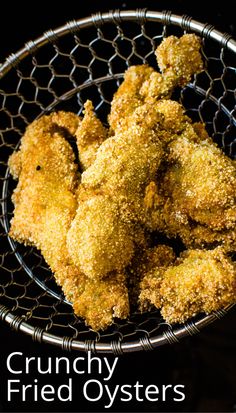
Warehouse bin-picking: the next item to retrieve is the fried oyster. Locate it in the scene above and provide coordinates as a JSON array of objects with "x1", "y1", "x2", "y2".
[{"x1": 8, "y1": 112, "x2": 129, "y2": 331}]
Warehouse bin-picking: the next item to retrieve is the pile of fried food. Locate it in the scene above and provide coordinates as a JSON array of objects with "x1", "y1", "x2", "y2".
[{"x1": 8, "y1": 34, "x2": 236, "y2": 331}]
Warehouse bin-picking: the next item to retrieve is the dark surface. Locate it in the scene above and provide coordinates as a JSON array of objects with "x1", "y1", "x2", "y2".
[{"x1": 0, "y1": 1, "x2": 236, "y2": 412}]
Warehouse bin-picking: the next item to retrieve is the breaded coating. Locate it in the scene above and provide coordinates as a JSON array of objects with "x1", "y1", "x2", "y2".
[
  {"x1": 50, "y1": 111, "x2": 81, "y2": 135},
  {"x1": 109, "y1": 34, "x2": 203, "y2": 132},
  {"x1": 139, "y1": 270, "x2": 164, "y2": 313},
  {"x1": 8, "y1": 112, "x2": 129, "y2": 331},
  {"x1": 162, "y1": 133, "x2": 236, "y2": 248},
  {"x1": 140, "y1": 248, "x2": 236, "y2": 324},
  {"x1": 8, "y1": 112, "x2": 80, "y2": 254},
  {"x1": 72, "y1": 272, "x2": 129, "y2": 331},
  {"x1": 129, "y1": 244, "x2": 176, "y2": 307},
  {"x1": 67, "y1": 103, "x2": 164, "y2": 279},
  {"x1": 139, "y1": 99, "x2": 236, "y2": 249},
  {"x1": 68, "y1": 195, "x2": 135, "y2": 278},
  {"x1": 9, "y1": 33, "x2": 235, "y2": 331},
  {"x1": 63, "y1": 269, "x2": 129, "y2": 331},
  {"x1": 68, "y1": 34, "x2": 203, "y2": 281},
  {"x1": 132, "y1": 244, "x2": 176, "y2": 279},
  {"x1": 155, "y1": 34, "x2": 204, "y2": 87},
  {"x1": 152, "y1": 99, "x2": 192, "y2": 134},
  {"x1": 108, "y1": 65, "x2": 155, "y2": 131},
  {"x1": 57, "y1": 266, "x2": 129, "y2": 331},
  {"x1": 76, "y1": 100, "x2": 108, "y2": 170}
]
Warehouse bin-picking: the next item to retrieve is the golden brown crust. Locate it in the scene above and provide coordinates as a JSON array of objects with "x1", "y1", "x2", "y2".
[
  {"x1": 73, "y1": 272, "x2": 129, "y2": 331},
  {"x1": 138, "y1": 98, "x2": 236, "y2": 250},
  {"x1": 8, "y1": 111, "x2": 129, "y2": 331},
  {"x1": 8, "y1": 112, "x2": 80, "y2": 253},
  {"x1": 129, "y1": 244, "x2": 176, "y2": 307},
  {"x1": 161, "y1": 133, "x2": 236, "y2": 248},
  {"x1": 67, "y1": 103, "x2": 164, "y2": 279},
  {"x1": 108, "y1": 65, "x2": 155, "y2": 131},
  {"x1": 155, "y1": 34, "x2": 204, "y2": 86},
  {"x1": 9, "y1": 34, "x2": 236, "y2": 331},
  {"x1": 68, "y1": 195, "x2": 135, "y2": 278},
  {"x1": 161, "y1": 248, "x2": 236, "y2": 323},
  {"x1": 109, "y1": 34, "x2": 203, "y2": 133},
  {"x1": 138, "y1": 245, "x2": 176, "y2": 311}
]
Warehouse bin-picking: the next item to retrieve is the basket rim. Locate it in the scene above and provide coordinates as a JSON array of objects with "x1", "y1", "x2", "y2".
[
  {"x1": 0, "y1": 9, "x2": 236, "y2": 77},
  {"x1": 0, "y1": 9, "x2": 236, "y2": 353}
]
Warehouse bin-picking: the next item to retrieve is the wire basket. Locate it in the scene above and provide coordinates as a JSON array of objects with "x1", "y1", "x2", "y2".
[{"x1": 0, "y1": 9, "x2": 236, "y2": 353}]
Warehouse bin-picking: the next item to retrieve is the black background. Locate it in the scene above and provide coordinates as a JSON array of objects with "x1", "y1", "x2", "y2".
[{"x1": 0, "y1": 1, "x2": 236, "y2": 412}]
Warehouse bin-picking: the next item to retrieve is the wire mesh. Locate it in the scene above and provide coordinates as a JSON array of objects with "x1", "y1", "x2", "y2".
[{"x1": 0, "y1": 9, "x2": 236, "y2": 352}]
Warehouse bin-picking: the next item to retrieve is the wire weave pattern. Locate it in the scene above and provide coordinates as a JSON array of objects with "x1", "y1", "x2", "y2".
[{"x1": 0, "y1": 10, "x2": 236, "y2": 352}]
